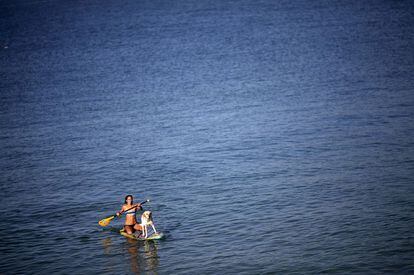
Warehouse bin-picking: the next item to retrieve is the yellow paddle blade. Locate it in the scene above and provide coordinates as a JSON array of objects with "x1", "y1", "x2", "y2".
[{"x1": 98, "y1": 216, "x2": 115, "y2": 227}]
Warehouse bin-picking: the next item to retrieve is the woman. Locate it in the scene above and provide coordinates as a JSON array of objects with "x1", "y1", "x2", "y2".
[{"x1": 116, "y1": 195, "x2": 143, "y2": 235}]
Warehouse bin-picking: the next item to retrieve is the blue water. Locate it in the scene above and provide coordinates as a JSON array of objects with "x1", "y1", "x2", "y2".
[{"x1": 1, "y1": 0, "x2": 414, "y2": 274}]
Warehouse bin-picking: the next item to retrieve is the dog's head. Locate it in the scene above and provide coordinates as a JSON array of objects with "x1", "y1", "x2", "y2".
[{"x1": 142, "y1": 210, "x2": 153, "y2": 221}]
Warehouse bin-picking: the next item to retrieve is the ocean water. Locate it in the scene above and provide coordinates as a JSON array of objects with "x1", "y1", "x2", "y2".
[{"x1": 1, "y1": 0, "x2": 413, "y2": 274}]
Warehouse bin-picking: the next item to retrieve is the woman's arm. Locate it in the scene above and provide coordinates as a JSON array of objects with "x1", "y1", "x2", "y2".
[{"x1": 116, "y1": 205, "x2": 126, "y2": 216}]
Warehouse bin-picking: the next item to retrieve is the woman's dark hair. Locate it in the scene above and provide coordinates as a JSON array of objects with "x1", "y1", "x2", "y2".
[{"x1": 124, "y1": 195, "x2": 133, "y2": 204}]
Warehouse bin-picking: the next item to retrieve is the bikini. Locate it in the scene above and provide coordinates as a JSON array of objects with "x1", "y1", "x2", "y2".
[
  {"x1": 124, "y1": 208, "x2": 137, "y2": 227},
  {"x1": 125, "y1": 209, "x2": 136, "y2": 216}
]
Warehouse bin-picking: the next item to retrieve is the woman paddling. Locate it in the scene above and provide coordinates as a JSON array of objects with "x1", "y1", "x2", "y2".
[{"x1": 116, "y1": 195, "x2": 143, "y2": 236}]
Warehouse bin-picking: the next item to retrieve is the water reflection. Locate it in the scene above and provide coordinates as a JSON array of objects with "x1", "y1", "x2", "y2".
[
  {"x1": 124, "y1": 238, "x2": 160, "y2": 275},
  {"x1": 102, "y1": 237, "x2": 113, "y2": 254},
  {"x1": 142, "y1": 241, "x2": 160, "y2": 274},
  {"x1": 101, "y1": 237, "x2": 115, "y2": 274},
  {"x1": 101, "y1": 235, "x2": 159, "y2": 274}
]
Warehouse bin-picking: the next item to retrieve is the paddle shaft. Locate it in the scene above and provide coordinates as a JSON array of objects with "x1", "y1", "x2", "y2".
[
  {"x1": 98, "y1": 199, "x2": 150, "y2": 226},
  {"x1": 118, "y1": 200, "x2": 148, "y2": 216}
]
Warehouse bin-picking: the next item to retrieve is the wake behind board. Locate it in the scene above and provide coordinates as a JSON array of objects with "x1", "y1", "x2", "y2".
[{"x1": 120, "y1": 229, "x2": 165, "y2": 241}]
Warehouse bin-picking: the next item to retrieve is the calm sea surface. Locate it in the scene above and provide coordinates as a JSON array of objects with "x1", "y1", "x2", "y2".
[{"x1": 1, "y1": 0, "x2": 413, "y2": 274}]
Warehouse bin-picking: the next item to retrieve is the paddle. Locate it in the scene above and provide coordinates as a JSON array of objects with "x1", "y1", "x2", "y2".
[{"x1": 98, "y1": 199, "x2": 149, "y2": 227}]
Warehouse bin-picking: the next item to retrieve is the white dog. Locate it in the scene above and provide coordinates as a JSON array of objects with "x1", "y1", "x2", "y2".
[{"x1": 140, "y1": 211, "x2": 157, "y2": 238}]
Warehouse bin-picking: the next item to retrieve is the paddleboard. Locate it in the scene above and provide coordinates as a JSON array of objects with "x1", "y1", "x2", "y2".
[{"x1": 120, "y1": 229, "x2": 165, "y2": 241}]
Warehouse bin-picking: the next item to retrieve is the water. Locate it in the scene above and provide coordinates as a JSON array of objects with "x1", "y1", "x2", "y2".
[{"x1": 1, "y1": 0, "x2": 413, "y2": 274}]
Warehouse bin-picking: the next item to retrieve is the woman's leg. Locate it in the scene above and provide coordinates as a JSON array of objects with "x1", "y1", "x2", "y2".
[
  {"x1": 133, "y1": 224, "x2": 143, "y2": 232},
  {"x1": 124, "y1": 225, "x2": 135, "y2": 234},
  {"x1": 132, "y1": 224, "x2": 143, "y2": 237}
]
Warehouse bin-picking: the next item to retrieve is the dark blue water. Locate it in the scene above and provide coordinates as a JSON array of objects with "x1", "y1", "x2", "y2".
[{"x1": 1, "y1": 0, "x2": 414, "y2": 274}]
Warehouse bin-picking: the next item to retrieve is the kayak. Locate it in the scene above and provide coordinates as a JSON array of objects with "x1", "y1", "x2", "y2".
[{"x1": 120, "y1": 229, "x2": 165, "y2": 241}]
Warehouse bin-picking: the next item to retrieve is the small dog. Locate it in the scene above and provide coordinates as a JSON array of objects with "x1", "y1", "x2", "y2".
[{"x1": 140, "y1": 211, "x2": 157, "y2": 238}]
